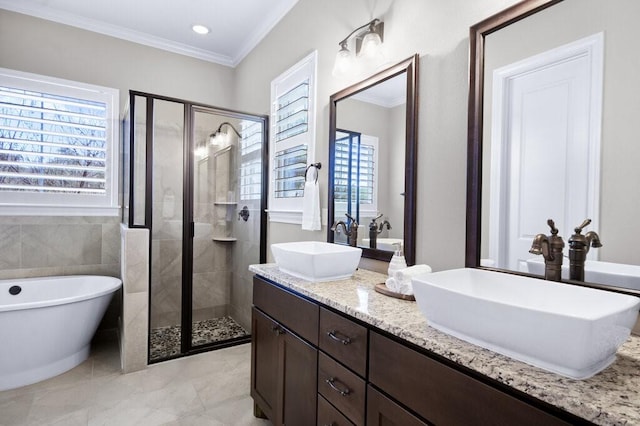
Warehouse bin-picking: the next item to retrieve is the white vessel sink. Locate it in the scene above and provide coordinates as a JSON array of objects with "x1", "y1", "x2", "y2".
[
  {"x1": 526, "y1": 258, "x2": 640, "y2": 290},
  {"x1": 412, "y1": 268, "x2": 640, "y2": 379},
  {"x1": 361, "y1": 238, "x2": 403, "y2": 252},
  {"x1": 270, "y1": 241, "x2": 362, "y2": 282}
]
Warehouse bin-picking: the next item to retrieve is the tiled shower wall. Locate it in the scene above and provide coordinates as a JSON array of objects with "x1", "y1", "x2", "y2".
[
  {"x1": 0, "y1": 216, "x2": 121, "y2": 328},
  {"x1": 229, "y1": 201, "x2": 261, "y2": 331}
]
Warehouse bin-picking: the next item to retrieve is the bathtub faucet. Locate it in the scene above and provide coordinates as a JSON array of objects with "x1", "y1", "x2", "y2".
[
  {"x1": 529, "y1": 219, "x2": 564, "y2": 281},
  {"x1": 568, "y1": 219, "x2": 602, "y2": 282}
]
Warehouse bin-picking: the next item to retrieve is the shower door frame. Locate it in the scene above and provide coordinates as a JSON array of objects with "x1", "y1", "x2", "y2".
[{"x1": 125, "y1": 90, "x2": 269, "y2": 363}]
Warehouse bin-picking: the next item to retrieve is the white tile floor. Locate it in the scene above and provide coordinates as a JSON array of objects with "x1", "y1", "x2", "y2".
[{"x1": 0, "y1": 336, "x2": 272, "y2": 426}]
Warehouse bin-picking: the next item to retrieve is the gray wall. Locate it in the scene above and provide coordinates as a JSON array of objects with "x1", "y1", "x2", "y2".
[{"x1": 233, "y1": 0, "x2": 520, "y2": 270}]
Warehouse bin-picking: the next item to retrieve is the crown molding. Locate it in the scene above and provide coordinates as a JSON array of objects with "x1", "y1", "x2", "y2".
[{"x1": 0, "y1": 0, "x2": 301, "y2": 67}]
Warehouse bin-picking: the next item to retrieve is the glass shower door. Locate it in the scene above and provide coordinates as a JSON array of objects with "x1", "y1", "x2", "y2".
[
  {"x1": 189, "y1": 108, "x2": 265, "y2": 349},
  {"x1": 128, "y1": 91, "x2": 267, "y2": 362}
]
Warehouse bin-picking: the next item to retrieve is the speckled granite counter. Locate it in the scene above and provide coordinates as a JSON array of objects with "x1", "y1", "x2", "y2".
[{"x1": 249, "y1": 264, "x2": 640, "y2": 426}]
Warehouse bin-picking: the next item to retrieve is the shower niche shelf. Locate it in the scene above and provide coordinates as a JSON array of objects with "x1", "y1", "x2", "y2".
[
  {"x1": 213, "y1": 237, "x2": 237, "y2": 242},
  {"x1": 214, "y1": 201, "x2": 237, "y2": 205}
]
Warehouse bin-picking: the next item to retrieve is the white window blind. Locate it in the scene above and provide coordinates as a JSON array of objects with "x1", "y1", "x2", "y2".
[
  {"x1": 274, "y1": 80, "x2": 309, "y2": 143},
  {"x1": 268, "y1": 51, "x2": 317, "y2": 223},
  {"x1": 240, "y1": 120, "x2": 263, "y2": 201},
  {"x1": 274, "y1": 144, "x2": 307, "y2": 198},
  {"x1": 0, "y1": 68, "x2": 119, "y2": 215}
]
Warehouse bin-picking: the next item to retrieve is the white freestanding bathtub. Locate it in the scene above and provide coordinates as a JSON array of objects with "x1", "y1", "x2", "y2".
[{"x1": 0, "y1": 275, "x2": 121, "y2": 391}]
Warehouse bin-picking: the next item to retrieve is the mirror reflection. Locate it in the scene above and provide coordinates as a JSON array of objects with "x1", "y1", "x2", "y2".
[
  {"x1": 328, "y1": 56, "x2": 418, "y2": 265},
  {"x1": 333, "y1": 74, "x2": 406, "y2": 252},
  {"x1": 472, "y1": 0, "x2": 640, "y2": 292}
]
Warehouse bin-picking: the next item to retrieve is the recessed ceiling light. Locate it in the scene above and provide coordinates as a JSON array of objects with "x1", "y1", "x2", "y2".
[{"x1": 192, "y1": 24, "x2": 210, "y2": 35}]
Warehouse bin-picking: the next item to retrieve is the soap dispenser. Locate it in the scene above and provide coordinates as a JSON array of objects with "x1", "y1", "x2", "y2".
[{"x1": 387, "y1": 243, "x2": 407, "y2": 278}]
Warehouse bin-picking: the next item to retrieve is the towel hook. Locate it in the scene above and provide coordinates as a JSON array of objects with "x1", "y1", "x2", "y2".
[{"x1": 304, "y1": 162, "x2": 322, "y2": 183}]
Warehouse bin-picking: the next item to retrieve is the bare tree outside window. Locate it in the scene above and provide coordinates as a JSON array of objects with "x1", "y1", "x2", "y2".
[{"x1": 0, "y1": 86, "x2": 107, "y2": 195}]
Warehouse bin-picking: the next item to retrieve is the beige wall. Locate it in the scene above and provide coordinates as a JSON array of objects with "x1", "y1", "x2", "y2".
[
  {"x1": 0, "y1": 0, "x2": 529, "y2": 279},
  {"x1": 233, "y1": 0, "x2": 520, "y2": 270},
  {"x1": 0, "y1": 9, "x2": 235, "y2": 282}
]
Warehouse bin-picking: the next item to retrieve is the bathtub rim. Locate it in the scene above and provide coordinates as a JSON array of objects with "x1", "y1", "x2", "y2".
[{"x1": 0, "y1": 275, "x2": 122, "y2": 313}]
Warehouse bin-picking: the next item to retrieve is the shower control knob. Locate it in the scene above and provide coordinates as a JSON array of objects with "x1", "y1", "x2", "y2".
[{"x1": 238, "y1": 206, "x2": 250, "y2": 221}]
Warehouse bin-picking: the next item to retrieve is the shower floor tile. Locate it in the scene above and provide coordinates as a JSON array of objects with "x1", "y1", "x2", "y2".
[{"x1": 150, "y1": 316, "x2": 249, "y2": 361}]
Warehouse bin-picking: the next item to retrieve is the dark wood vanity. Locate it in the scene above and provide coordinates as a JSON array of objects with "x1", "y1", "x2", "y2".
[{"x1": 250, "y1": 274, "x2": 592, "y2": 426}]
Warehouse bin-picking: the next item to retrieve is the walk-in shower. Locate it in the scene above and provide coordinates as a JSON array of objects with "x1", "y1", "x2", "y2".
[{"x1": 122, "y1": 92, "x2": 267, "y2": 362}]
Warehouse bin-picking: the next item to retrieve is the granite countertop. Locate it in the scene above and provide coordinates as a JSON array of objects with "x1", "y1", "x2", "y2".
[{"x1": 249, "y1": 264, "x2": 640, "y2": 426}]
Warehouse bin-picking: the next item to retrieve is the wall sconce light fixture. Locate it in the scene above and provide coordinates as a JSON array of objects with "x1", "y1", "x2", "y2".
[
  {"x1": 209, "y1": 121, "x2": 241, "y2": 146},
  {"x1": 195, "y1": 142, "x2": 208, "y2": 158},
  {"x1": 332, "y1": 18, "x2": 384, "y2": 77}
]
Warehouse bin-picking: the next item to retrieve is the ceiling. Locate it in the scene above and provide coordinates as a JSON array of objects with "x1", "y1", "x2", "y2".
[
  {"x1": 0, "y1": 0, "x2": 299, "y2": 67},
  {"x1": 351, "y1": 73, "x2": 407, "y2": 108}
]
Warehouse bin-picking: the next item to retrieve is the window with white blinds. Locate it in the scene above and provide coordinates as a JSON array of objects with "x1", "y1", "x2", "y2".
[
  {"x1": 268, "y1": 51, "x2": 317, "y2": 223},
  {"x1": 0, "y1": 68, "x2": 119, "y2": 215}
]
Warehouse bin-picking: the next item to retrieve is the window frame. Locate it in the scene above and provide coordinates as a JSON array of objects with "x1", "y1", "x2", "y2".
[{"x1": 0, "y1": 67, "x2": 120, "y2": 216}]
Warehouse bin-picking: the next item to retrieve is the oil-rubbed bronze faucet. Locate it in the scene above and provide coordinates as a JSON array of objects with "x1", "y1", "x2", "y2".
[
  {"x1": 331, "y1": 213, "x2": 359, "y2": 247},
  {"x1": 368, "y1": 214, "x2": 391, "y2": 249},
  {"x1": 529, "y1": 219, "x2": 565, "y2": 281},
  {"x1": 568, "y1": 219, "x2": 602, "y2": 281}
]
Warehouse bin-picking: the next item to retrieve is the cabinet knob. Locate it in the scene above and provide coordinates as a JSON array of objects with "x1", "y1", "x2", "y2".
[
  {"x1": 327, "y1": 330, "x2": 351, "y2": 345},
  {"x1": 271, "y1": 325, "x2": 285, "y2": 335},
  {"x1": 325, "y1": 377, "x2": 350, "y2": 396}
]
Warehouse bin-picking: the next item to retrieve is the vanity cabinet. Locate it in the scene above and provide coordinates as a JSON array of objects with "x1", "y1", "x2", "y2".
[
  {"x1": 251, "y1": 277, "x2": 319, "y2": 426},
  {"x1": 369, "y1": 332, "x2": 571, "y2": 426},
  {"x1": 367, "y1": 386, "x2": 428, "y2": 426},
  {"x1": 251, "y1": 275, "x2": 585, "y2": 426}
]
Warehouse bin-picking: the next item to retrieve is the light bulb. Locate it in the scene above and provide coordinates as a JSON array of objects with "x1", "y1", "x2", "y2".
[
  {"x1": 195, "y1": 146, "x2": 207, "y2": 158},
  {"x1": 332, "y1": 44, "x2": 353, "y2": 77},
  {"x1": 359, "y1": 31, "x2": 382, "y2": 59}
]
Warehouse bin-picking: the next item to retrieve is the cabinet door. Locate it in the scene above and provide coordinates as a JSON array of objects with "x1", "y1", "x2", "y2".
[
  {"x1": 251, "y1": 308, "x2": 280, "y2": 423},
  {"x1": 369, "y1": 332, "x2": 571, "y2": 426},
  {"x1": 367, "y1": 386, "x2": 428, "y2": 426},
  {"x1": 282, "y1": 328, "x2": 318, "y2": 426}
]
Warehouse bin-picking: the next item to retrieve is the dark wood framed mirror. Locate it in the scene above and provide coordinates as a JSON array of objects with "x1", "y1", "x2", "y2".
[
  {"x1": 328, "y1": 54, "x2": 418, "y2": 265},
  {"x1": 466, "y1": 0, "x2": 640, "y2": 296}
]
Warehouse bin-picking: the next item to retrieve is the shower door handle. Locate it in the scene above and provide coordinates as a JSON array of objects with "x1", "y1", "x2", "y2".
[{"x1": 189, "y1": 222, "x2": 195, "y2": 238}]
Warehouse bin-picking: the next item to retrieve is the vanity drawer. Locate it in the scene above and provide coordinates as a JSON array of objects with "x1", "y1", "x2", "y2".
[
  {"x1": 367, "y1": 385, "x2": 429, "y2": 426},
  {"x1": 319, "y1": 307, "x2": 368, "y2": 377},
  {"x1": 253, "y1": 276, "x2": 319, "y2": 345},
  {"x1": 317, "y1": 394, "x2": 355, "y2": 426},
  {"x1": 369, "y1": 332, "x2": 571, "y2": 426},
  {"x1": 318, "y1": 352, "x2": 366, "y2": 426}
]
